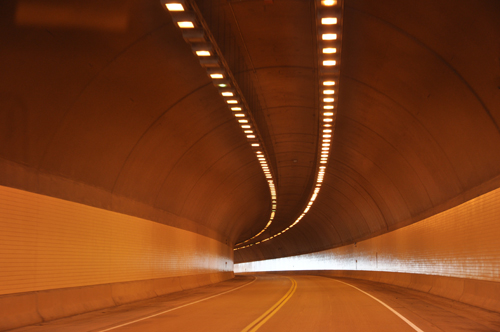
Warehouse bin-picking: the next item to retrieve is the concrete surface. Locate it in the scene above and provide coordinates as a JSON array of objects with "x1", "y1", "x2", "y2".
[{"x1": 6, "y1": 274, "x2": 500, "y2": 332}]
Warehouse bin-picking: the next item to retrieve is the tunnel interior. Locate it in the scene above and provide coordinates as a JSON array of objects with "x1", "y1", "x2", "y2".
[{"x1": 1, "y1": 0, "x2": 500, "y2": 330}]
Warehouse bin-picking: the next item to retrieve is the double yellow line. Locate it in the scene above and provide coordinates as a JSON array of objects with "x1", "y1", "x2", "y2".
[{"x1": 241, "y1": 277, "x2": 297, "y2": 332}]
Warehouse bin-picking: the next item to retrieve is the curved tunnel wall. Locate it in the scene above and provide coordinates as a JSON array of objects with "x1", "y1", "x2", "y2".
[
  {"x1": 0, "y1": 184, "x2": 233, "y2": 331},
  {"x1": 1, "y1": 0, "x2": 500, "y2": 328},
  {"x1": 235, "y1": 185, "x2": 500, "y2": 311},
  {"x1": 233, "y1": 0, "x2": 500, "y2": 262}
]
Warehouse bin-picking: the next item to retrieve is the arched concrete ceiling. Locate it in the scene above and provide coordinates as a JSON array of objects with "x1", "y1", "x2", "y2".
[{"x1": 1, "y1": 0, "x2": 499, "y2": 262}]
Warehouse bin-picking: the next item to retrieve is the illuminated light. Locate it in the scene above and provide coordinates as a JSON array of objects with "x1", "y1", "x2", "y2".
[
  {"x1": 166, "y1": 3, "x2": 184, "y2": 11},
  {"x1": 323, "y1": 105, "x2": 334, "y2": 109},
  {"x1": 227, "y1": 100, "x2": 238, "y2": 104},
  {"x1": 323, "y1": 97, "x2": 334, "y2": 102},
  {"x1": 324, "y1": 134, "x2": 331, "y2": 138},
  {"x1": 196, "y1": 50, "x2": 211, "y2": 56},
  {"x1": 234, "y1": 113, "x2": 245, "y2": 117},
  {"x1": 322, "y1": 143, "x2": 330, "y2": 147},
  {"x1": 322, "y1": 47, "x2": 337, "y2": 54},
  {"x1": 218, "y1": 84, "x2": 227, "y2": 87},
  {"x1": 221, "y1": 92, "x2": 234, "y2": 97},
  {"x1": 311, "y1": 193, "x2": 318, "y2": 201},
  {"x1": 321, "y1": 154, "x2": 328, "y2": 158},
  {"x1": 304, "y1": 207, "x2": 310, "y2": 213},
  {"x1": 251, "y1": 143, "x2": 259, "y2": 147},
  {"x1": 323, "y1": 89, "x2": 335, "y2": 95},
  {"x1": 324, "y1": 123, "x2": 332, "y2": 127},
  {"x1": 322, "y1": 33, "x2": 337, "y2": 40},
  {"x1": 177, "y1": 21, "x2": 194, "y2": 28},
  {"x1": 231, "y1": 107, "x2": 241, "y2": 111},
  {"x1": 323, "y1": 81, "x2": 335, "y2": 86},
  {"x1": 321, "y1": 17, "x2": 338, "y2": 25},
  {"x1": 324, "y1": 118, "x2": 333, "y2": 122},
  {"x1": 323, "y1": 60, "x2": 337, "y2": 66},
  {"x1": 320, "y1": 166, "x2": 326, "y2": 169},
  {"x1": 245, "y1": 130, "x2": 254, "y2": 134},
  {"x1": 258, "y1": 157, "x2": 265, "y2": 160},
  {"x1": 324, "y1": 129, "x2": 332, "y2": 133},
  {"x1": 210, "y1": 73, "x2": 224, "y2": 79},
  {"x1": 323, "y1": 139, "x2": 331, "y2": 142},
  {"x1": 324, "y1": 112, "x2": 334, "y2": 116},
  {"x1": 322, "y1": 0, "x2": 337, "y2": 5},
  {"x1": 247, "y1": 135, "x2": 256, "y2": 138},
  {"x1": 241, "y1": 125, "x2": 251, "y2": 128},
  {"x1": 322, "y1": 147, "x2": 329, "y2": 151},
  {"x1": 320, "y1": 161, "x2": 327, "y2": 164},
  {"x1": 238, "y1": 119, "x2": 248, "y2": 123}
]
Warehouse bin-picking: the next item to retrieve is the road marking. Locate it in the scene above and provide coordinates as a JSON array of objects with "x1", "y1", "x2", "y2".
[
  {"x1": 241, "y1": 277, "x2": 297, "y2": 332},
  {"x1": 95, "y1": 277, "x2": 257, "y2": 332},
  {"x1": 333, "y1": 279, "x2": 424, "y2": 332}
]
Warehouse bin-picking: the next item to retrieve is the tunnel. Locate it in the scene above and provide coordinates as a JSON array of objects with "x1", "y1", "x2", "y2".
[{"x1": 1, "y1": 0, "x2": 500, "y2": 331}]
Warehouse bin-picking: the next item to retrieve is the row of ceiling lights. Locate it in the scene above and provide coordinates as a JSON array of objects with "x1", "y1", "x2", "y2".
[
  {"x1": 234, "y1": 0, "x2": 341, "y2": 250},
  {"x1": 161, "y1": 0, "x2": 278, "y2": 240}
]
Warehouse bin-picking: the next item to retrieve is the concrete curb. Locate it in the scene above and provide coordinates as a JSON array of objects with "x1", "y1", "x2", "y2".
[{"x1": 0, "y1": 271, "x2": 234, "y2": 331}]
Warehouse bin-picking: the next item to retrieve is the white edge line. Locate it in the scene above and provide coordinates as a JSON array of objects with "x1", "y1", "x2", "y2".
[
  {"x1": 95, "y1": 277, "x2": 257, "y2": 332},
  {"x1": 333, "y1": 279, "x2": 424, "y2": 332}
]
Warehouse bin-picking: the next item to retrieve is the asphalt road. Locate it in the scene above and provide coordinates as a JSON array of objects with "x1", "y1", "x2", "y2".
[{"x1": 10, "y1": 274, "x2": 500, "y2": 332}]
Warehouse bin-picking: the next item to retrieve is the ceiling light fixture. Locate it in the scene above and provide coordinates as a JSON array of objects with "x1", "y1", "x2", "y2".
[
  {"x1": 321, "y1": 17, "x2": 338, "y2": 25},
  {"x1": 322, "y1": 33, "x2": 337, "y2": 40},
  {"x1": 177, "y1": 21, "x2": 194, "y2": 28},
  {"x1": 196, "y1": 50, "x2": 211, "y2": 56},
  {"x1": 165, "y1": 3, "x2": 184, "y2": 11},
  {"x1": 322, "y1": 47, "x2": 337, "y2": 54},
  {"x1": 323, "y1": 60, "x2": 337, "y2": 66}
]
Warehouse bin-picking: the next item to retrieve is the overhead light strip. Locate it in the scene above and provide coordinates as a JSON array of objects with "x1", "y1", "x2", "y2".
[
  {"x1": 234, "y1": 0, "x2": 342, "y2": 251},
  {"x1": 161, "y1": 0, "x2": 278, "y2": 245}
]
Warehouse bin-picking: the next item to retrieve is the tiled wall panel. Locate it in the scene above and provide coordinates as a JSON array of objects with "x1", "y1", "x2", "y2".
[
  {"x1": 0, "y1": 185, "x2": 233, "y2": 295},
  {"x1": 236, "y1": 187, "x2": 500, "y2": 282}
]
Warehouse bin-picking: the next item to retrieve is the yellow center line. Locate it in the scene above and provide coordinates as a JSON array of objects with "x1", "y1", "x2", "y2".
[{"x1": 241, "y1": 277, "x2": 297, "y2": 332}]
